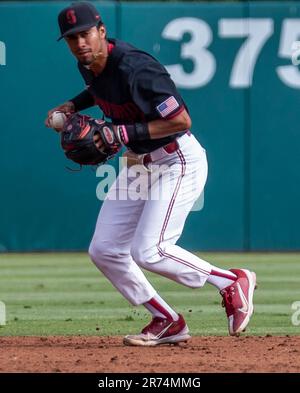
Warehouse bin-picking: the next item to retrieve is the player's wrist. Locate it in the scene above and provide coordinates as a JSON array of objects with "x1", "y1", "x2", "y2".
[
  {"x1": 64, "y1": 101, "x2": 75, "y2": 113},
  {"x1": 114, "y1": 123, "x2": 150, "y2": 145}
]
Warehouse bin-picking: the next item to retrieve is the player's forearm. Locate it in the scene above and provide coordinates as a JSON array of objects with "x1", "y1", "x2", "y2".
[
  {"x1": 148, "y1": 109, "x2": 191, "y2": 139},
  {"x1": 69, "y1": 90, "x2": 95, "y2": 112},
  {"x1": 115, "y1": 109, "x2": 191, "y2": 144}
]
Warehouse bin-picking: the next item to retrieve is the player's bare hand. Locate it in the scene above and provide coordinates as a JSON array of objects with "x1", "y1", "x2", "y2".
[
  {"x1": 94, "y1": 132, "x2": 103, "y2": 149},
  {"x1": 45, "y1": 101, "x2": 75, "y2": 128}
]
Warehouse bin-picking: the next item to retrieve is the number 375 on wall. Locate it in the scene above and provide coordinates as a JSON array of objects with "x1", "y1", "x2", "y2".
[{"x1": 162, "y1": 18, "x2": 300, "y2": 89}]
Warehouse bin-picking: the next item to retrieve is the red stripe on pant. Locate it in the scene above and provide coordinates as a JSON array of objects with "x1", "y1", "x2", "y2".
[{"x1": 157, "y1": 148, "x2": 210, "y2": 277}]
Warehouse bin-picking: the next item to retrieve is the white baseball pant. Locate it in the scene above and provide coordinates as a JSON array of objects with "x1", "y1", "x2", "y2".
[{"x1": 89, "y1": 133, "x2": 212, "y2": 305}]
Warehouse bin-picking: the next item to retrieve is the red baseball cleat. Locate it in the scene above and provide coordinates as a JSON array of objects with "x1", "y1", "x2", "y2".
[
  {"x1": 123, "y1": 314, "x2": 191, "y2": 346},
  {"x1": 220, "y1": 269, "x2": 257, "y2": 336}
]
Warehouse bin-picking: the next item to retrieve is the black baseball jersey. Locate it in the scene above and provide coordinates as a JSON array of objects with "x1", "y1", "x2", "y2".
[{"x1": 73, "y1": 39, "x2": 188, "y2": 154}]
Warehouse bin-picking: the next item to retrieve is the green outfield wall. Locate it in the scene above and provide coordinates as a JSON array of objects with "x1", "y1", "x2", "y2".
[{"x1": 0, "y1": 1, "x2": 299, "y2": 251}]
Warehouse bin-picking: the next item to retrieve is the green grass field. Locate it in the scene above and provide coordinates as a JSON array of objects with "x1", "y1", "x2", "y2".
[{"x1": 0, "y1": 253, "x2": 299, "y2": 336}]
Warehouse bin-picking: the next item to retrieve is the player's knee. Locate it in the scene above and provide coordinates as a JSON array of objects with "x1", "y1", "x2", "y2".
[
  {"x1": 88, "y1": 239, "x2": 111, "y2": 266},
  {"x1": 89, "y1": 239, "x2": 128, "y2": 267},
  {"x1": 131, "y1": 244, "x2": 160, "y2": 267},
  {"x1": 88, "y1": 241, "x2": 101, "y2": 264}
]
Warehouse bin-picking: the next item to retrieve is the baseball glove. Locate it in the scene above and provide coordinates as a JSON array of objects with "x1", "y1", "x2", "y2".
[{"x1": 60, "y1": 113, "x2": 121, "y2": 165}]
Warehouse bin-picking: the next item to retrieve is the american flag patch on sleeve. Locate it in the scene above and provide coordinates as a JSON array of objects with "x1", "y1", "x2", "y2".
[{"x1": 156, "y1": 96, "x2": 180, "y2": 118}]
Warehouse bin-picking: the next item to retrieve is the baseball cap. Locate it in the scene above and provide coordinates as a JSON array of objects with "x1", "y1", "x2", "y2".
[{"x1": 57, "y1": 1, "x2": 102, "y2": 41}]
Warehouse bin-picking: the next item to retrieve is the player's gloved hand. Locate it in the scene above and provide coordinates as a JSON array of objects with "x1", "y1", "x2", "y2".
[
  {"x1": 60, "y1": 113, "x2": 122, "y2": 166},
  {"x1": 45, "y1": 101, "x2": 75, "y2": 129},
  {"x1": 93, "y1": 132, "x2": 104, "y2": 149}
]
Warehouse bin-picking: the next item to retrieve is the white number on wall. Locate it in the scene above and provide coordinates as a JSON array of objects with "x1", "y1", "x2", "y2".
[
  {"x1": 277, "y1": 19, "x2": 300, "y2": 88},
  {"x1": 162, "y1": 18, "x2": 216, "y2": 88},
  {"x1": 219, "y1": 19, "x2": 273, "y2": 88},
  {"x1": 162, "y1": 17, "x2": 300, "y2": 89}
]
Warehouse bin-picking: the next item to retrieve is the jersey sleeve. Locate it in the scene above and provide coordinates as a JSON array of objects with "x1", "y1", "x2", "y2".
[
  {"x1": 126, "y1": 57, "x2": 185, "y2": 121},
  {"x1": 69, "y1": 89, "x2": 95, "y2": 112}
]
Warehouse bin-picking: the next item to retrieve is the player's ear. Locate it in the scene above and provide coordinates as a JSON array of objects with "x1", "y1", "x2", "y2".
[{"x1": 98, "y1": 24, "x2": 106, "y2": 39}]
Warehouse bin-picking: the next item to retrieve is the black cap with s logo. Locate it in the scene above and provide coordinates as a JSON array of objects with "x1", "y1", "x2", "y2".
[{"x1": 57, "y1": 1, "x2": 102, "y2": 41}]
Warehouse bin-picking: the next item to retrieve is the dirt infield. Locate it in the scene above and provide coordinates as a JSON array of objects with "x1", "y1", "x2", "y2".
[{"x1": 0, "y1": 336, "x2": 299, "y2": 373}]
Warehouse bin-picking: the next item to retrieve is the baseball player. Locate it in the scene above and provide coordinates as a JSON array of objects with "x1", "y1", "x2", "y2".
[{"x1": 46, "y1": 1, "x2": 256, "y2": 346}]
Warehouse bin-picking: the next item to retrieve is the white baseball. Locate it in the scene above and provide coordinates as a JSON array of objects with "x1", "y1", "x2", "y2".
[{"x1": 49, "y1": 111, "x2": 67, "y2": 131}]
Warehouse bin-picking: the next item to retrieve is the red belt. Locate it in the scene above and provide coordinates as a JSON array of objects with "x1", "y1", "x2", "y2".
[
  {"x1": 143, "y1": 131, "x2": 191, "y2": 165},
  {"x1": 143, "y1": 140, "x2": 177, "y2": 165}
]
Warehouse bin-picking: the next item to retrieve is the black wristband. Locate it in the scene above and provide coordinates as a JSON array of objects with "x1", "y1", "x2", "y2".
[
  {"x1": 69, "y1": 90, "x2": 95, "y2": 112},
  {"x1": 121, "y1": 123, "x2": 150, "y2": 144}
]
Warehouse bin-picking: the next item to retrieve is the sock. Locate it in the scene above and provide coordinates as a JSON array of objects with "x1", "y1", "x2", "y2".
[
  {"x1": 144, "y1": 294, "x2": 179, "y2": 321},
  {"x1": 207, "y1": 266, "x2": 237, "y2": 291}
]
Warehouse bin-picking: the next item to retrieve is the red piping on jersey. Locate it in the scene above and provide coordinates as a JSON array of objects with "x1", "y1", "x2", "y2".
[
  {"x1": 94, "y1": 96, "x2": 145, "y2": 123},
  {"x1": 107, "y1": 42, "x2": 115, "y2": 55},
  {"x1": 165, "y1": 105, "x2": 185, "y2": 120}
]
